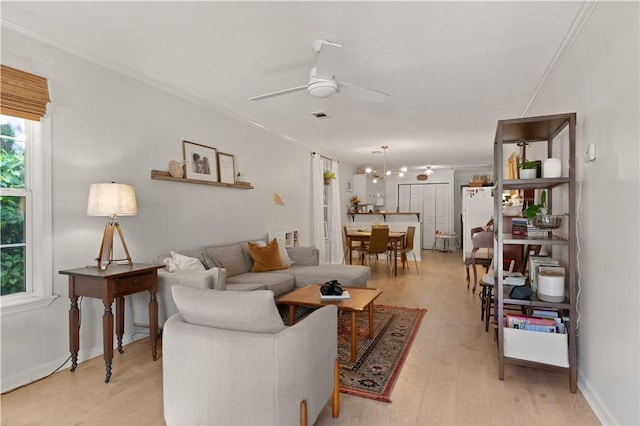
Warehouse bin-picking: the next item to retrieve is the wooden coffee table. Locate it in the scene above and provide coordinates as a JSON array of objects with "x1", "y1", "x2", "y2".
[{"x1": 276, "y1": 284, "x2": 383, "y2": 362}]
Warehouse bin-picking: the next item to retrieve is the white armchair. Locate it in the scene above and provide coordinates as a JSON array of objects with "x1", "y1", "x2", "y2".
[{"x1": 163, "y1": 286, "x2": 339, "y2": 426}]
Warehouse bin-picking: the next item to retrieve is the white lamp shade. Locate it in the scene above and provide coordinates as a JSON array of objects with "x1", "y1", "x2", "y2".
[{"x1": 87, "y1": 183, "x2": 138, "y2": 217}]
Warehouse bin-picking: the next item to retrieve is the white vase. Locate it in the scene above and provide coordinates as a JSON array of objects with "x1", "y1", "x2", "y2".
[
  {"x1": 543, "y1": 158, "x2": 562, "y2": 178},
  {"x1": 519, "y1": 168, "x2": 537, "y2": 179}
]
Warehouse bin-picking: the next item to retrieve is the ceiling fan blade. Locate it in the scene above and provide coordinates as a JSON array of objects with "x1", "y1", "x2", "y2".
[
  {"x1": 339, "y1": 81, "x2": 390, "y2": 102},
  {"x1": 249, "y1": 85, "x2": 307, "y2": 101}
]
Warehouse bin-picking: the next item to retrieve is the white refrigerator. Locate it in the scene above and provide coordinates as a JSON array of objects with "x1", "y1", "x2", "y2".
[{"x1": 461, "y1": 186, "x2": 494, "y2": 259}]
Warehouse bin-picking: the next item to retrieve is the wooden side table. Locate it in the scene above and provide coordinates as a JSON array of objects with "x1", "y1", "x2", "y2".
[{"x1": 59, "y1": 263, "x2": 163, "y2": 383}]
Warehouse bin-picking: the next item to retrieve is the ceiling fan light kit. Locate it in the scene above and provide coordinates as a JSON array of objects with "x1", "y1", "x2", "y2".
[{"x1": 307, "y1": 77, "x2": 338, "y2": 98}]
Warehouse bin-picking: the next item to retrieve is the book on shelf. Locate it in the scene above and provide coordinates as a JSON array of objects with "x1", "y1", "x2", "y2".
[
  {"x1": 511, "y1": 218, "x2": 549, "y2": 238},
  {"x1": 505, "y1": 314, "x2": 558, "y2": 333},
  {"x1": 532, "y1": 309, "x2": 560, "y2": 318}
]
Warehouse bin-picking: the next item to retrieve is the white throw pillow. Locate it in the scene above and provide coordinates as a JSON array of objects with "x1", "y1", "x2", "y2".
[
  {"x1": 170, "y1": 251, "x2": 206, "y2": 271},
  {"x1": 163, "y1": 257, "x2": 179, "y2": 272},
  {"x1": 273, "y1": 238, "x2": 294, "y2": 267}
]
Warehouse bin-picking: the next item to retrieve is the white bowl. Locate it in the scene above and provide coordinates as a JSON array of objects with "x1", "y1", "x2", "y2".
[{"x1": 503, "y1": 205, "x2": 522, "y2": 216}]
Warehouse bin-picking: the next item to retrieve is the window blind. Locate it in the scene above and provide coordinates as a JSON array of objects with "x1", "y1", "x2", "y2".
[{"x1": 1, "y1": 65, "x2": 50, "y2": 120}]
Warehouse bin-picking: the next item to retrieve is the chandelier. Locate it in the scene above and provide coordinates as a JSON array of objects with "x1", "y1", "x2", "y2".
[{"x1": 365, "y1": 146, "x2": 407, "y2": 182}]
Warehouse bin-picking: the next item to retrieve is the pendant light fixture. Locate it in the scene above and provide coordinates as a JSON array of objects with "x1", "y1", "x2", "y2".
[{"x1": 365, "y1": 146, "x2": 407, "y2": 182}]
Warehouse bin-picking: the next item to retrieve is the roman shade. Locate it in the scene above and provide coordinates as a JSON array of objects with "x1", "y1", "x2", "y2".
[{"x1": 1, "y1": 65, "x2": 50, "y2": 120}]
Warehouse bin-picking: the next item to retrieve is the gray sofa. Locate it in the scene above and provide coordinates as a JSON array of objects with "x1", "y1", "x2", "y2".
[{"x1": 131, "y1": 240, "x2": 370, "y2": 328}]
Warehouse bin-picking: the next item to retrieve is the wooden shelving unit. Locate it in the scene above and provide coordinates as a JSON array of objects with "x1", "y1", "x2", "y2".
[
  {"x1": 150, "y1": 170, "x2": 253, "y2": 189},
  {"x1": 493, "y1": 112, "x2": 577, "y2": 393}
]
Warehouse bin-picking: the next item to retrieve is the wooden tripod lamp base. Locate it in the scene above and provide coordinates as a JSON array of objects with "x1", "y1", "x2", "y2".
[{"x1": 96, "y1": 221, "x2": 133, "y2": 270}]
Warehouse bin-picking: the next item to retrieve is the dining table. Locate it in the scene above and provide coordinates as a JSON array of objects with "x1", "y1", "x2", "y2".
[{"x1": 346, "y1": 229, "x2": 406, "y2": 276}]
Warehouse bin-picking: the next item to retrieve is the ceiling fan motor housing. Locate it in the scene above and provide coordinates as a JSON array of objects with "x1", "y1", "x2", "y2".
[{"x1": 307, "y1": 77, "x2": 338, "y2": 98}]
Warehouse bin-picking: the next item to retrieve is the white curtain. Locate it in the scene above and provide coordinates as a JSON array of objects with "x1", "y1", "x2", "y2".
[
  {"x1": 328, "y1": 160, "x2": 344, "y2": 264},
  {"x1": 311, "y1": 154, "x2": 327, "y2": 264}
]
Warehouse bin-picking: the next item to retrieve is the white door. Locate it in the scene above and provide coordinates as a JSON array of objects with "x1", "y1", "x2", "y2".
[
  {"x1": 435, "y1": 184, "x2": 450, "y2": 234},
  {"x1": 421, "y1": 183, "x2": 451, "y2": 249},
  {"x1": 422, "y1": 185, "x2": 436, "y2": 249}
]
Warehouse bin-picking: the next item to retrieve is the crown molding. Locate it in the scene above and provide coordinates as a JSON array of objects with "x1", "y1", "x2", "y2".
[
  {"x1": 521, "y1": 0, "x2": 598, "y2": 116},
  {"x1": 1, "y1": 17, "x2": 298, "y2": 145}
]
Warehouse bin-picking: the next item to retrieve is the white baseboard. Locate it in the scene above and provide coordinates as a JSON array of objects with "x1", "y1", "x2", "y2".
[
  {"x1": 578, "y1": 376, "x2": 617, "y2": 425},
  {"x1": 1, "y1": 334, "x2": 136, "y2": 393}
]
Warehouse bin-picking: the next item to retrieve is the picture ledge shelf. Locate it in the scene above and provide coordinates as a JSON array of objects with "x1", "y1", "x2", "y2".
[{"x1": 150, "y1": 170, "x2": 254, "y2": 189}]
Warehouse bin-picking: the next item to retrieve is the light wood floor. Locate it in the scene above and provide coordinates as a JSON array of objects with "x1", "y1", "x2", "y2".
[{"x1": 1, "y1": 250, "x2": 599, "y2": 425}]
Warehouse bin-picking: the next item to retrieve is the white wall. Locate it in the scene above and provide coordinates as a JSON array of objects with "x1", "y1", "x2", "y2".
[
  {"x1": 527, "y1": 3, "x2": 639, "y2": 425},
  {"x1": 0, "y1": 28, "x2": 326, "y2": 391}
]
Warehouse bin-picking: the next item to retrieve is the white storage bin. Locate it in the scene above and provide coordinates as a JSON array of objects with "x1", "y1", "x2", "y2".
[{"x1": 503, "y1": 328, "x2": 569, "y2": 367}]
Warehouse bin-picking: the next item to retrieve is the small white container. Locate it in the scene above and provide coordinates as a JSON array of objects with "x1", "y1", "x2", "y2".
[
  {"x1": 543, "y1": 158, "x2": 562, "y2": 178},
  {"x1": 537, "y1": 266, "x2": 565, "y2": 302}
]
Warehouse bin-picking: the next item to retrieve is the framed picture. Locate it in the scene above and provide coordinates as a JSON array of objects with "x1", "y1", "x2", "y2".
[
  {"x1": 346, "y1": 180, "x2": 353, "y2": 192},
  {"x1": 183, "y1": 140, "x2": 218, "y2": 182},
  {"x1": 217, "y1": 152, "x2": 236, "y2": 184}
]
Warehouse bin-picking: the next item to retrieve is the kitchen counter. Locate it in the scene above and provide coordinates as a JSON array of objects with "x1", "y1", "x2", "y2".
[{"x1": 347, "y1": 212, "x2": 420, "y2": 221}]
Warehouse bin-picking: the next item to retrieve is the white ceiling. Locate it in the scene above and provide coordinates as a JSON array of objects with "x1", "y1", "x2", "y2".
[{"x1": 1, "y1": 1, "x2": 587, "y2": 172}]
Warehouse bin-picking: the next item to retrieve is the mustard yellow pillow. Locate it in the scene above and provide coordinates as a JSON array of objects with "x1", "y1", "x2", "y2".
[{"x1": 248, "y1": 238, "x2": 287, "y2": 272}]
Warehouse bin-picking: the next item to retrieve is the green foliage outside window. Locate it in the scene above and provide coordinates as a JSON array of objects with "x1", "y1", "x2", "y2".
[{"x1": 1, "y1": 118, "x2": 26, "y2": 295}]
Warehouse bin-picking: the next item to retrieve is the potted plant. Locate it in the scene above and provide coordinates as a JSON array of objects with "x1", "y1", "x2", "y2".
[
  {"x1": 518, "y1": 158, "x2": 538, "y2": 179},
  {"x1": 323, "y1": 171, "x2": 336, "y2": 185},
  {"x1": 524, "y1": 190, "x2": 565, "y2": 229}
]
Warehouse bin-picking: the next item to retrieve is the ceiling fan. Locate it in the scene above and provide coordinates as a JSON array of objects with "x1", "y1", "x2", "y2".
[{"x1": 249, "y1": 39, "x2": 390, "y2": 101}]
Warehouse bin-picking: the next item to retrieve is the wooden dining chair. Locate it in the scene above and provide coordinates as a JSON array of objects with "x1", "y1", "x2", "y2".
[
  {"x1": 360, "y1": 227, "x2": 390, "y2": 272},
  {"x1": 342, "y1": 225, "x2": 363, "y2": 264},
  {"x1": 394, "y1": 226, "x2": 418, "y2": 274},
  {"x1": 467, "y1": 230, "x2": 494, "y2": 294}
]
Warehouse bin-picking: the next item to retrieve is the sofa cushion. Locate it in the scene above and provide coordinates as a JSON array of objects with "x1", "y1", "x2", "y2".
[
  {"x1": 172, "y1": 286, "x2": 286, "y2": 333},
  {"x1": 286, "y1": 264, "x2": 370, "y2": 288},
  {"x1": 248, "y1": 239, "x2": 286, "y2": 272},
  {"x1": 204, "y1": 243, "x2": 250, "y2": 277},
  {"x1": 226, "y1": 272, "x2": 294, "y2": 296}
]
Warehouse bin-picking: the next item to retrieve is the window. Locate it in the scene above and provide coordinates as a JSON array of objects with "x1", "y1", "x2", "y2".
[
  {"x1": 1, "y1": 116, "x2": 28, "y2": 295},
  {"x1": 0, "y1": 65, "x2": 54, "y2": 313},
  {"x1": 0, "y1": 114, "x2": 54, "y2": 312}
]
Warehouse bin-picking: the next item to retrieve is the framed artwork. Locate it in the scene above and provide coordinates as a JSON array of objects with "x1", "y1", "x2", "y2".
[
  {"x1": 217, "y1": 152, "x2": 236, "y2": 184},
  {"x1": 346, "y1": 180, "x2": 353, "y2": 192},
  {"x1": 183, "y1": 140, "x2": 218, "y2": 182}
]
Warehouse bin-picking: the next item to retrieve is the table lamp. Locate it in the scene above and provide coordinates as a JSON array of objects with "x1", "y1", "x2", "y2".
[{"x1": 87, "y1": 183, "x2": 138, "y2": 269}]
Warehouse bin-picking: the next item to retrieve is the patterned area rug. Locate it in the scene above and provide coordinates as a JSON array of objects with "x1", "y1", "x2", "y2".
[{"x1": 279, "y1": 304, "x2": 426, "y2": 402}]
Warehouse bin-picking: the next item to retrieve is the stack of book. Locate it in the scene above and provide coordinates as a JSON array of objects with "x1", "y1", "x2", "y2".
[
  {"x1": 505, "y1": 314, "x2": 559, "y2": 333},
  {"x1": 511, "y1": 218, "x2": 546, "y2": 238}
]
